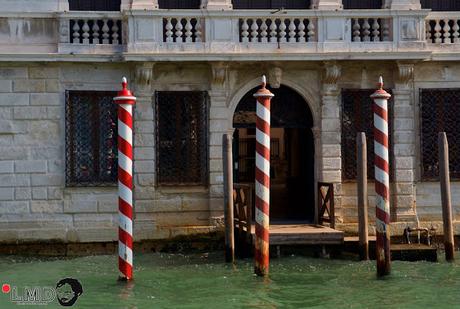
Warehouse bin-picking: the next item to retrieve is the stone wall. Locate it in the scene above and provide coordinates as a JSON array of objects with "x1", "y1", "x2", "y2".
[{"x1": 0, "y1": 61, "x2": 459, "y2": 243}]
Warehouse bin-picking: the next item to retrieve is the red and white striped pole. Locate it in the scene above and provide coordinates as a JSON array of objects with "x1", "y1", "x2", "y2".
[
  {"x1": 254, "y1": 75, "x2": 274, "y2": 277},
  {"x1": 371, "y1": 76, "x2": 391, "y2": 277},
  {"x1": 114, "y1": 77, "x2": 136, "y2": 281}
]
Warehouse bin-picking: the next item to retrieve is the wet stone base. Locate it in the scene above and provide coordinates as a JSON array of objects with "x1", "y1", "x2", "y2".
[{"x1": 0, "y1": 232, "x2": 225, "y2": 256}]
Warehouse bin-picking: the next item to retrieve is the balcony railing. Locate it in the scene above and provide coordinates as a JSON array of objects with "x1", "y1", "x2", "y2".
[{"x1": 2, "y1": 9, "x2": 459, "y2": 58}]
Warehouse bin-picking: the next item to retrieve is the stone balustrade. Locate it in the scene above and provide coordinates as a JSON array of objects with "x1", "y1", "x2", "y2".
[
  {"x1": 0, "y1": 9, "x2": 455, "y2": 59},
  {"x1": 426, "y1": 13, "x2": 460, "y2": 44}
]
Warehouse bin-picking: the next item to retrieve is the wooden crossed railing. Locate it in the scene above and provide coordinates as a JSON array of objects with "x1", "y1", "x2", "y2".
[
  {"x1": 318, "y1": 182, "x2": 335, "y2": 229},
  {"x1": 233, "y1": 183, "x2": 253, "y2": 256}
]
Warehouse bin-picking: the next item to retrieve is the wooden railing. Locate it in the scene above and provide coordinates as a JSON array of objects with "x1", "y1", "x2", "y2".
[
  {"x1": 318, "y1": 182, "x2": 335, "y2": 228},
  {"x1": 233, "y1": 183, "x2": 253, "y2": 256}
]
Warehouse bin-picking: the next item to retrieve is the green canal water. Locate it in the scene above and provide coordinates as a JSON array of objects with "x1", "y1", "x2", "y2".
[{"x1": 0, "y1": 252, "x2": 459, "y2": 308}]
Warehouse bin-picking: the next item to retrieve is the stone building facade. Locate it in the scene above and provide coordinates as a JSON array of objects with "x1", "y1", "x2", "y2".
[{"x1": 0, "y1": 0, "x2": 459, "y2": 243}]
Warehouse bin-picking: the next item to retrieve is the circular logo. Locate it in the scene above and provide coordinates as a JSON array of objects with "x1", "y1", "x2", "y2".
[
  {"x1": 1, "y1": 284, "x2": 10, "y2": 294},
  {"x1": 55, "y1": 278, "x2": 83, "y2": 307}
]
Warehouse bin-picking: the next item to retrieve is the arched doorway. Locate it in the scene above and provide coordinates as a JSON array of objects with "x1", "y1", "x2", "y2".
[{"x1": 233, "y1": 85, "x2": 315, "y2": 222}]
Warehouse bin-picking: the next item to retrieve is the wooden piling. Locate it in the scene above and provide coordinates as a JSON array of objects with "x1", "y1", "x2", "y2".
[
  {"x1": 223, "y1": 133, "x2": 235, "y2": 263},
  {"x1": 357, "y1": 132, "x2": 369, "y2": 260},
  {"x1": 438, "y1": 132, "x2": 455, "y2": 261}
]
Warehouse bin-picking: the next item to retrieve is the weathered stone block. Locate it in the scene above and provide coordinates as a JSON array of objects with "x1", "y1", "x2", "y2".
[
  {"x1": 30, "y1": 93, "x2": 60, "y2": 106},
  {"x1": 73, "y1": 214, "x2": 116, "y2": 228},
  {"x1": 135, "y1": 121, "x2": 154, "y2": 133},
  {"x1": 0, "y1": 174, "x2": 30, "y2": 187},
  {"x1": 47, "y1": 187, "x2": 63, "y2": 200},
  {"x1": 134, "y1": 187, "x2": 155, "y2": 200},
  {"x1": 0, "y1": 93, "x2": 29, "y2": 106},
  {"x1": 210, "y1": 107, "x2": 229, "y2": 119},
  {"x1": 323, "y1": 157, "x2": 341, "y2": 170},
  {"x1": 29, "y1": 147, "x2": 61, "y2": 160},
  {"x1": 31, "y1": 174, "x2": 64, "y2": 186},
  {"x1": 394, "y1": 169, "x2": 413, "y2": 182},
  {"x1": 13, "y1": 80, "x2": 46, "y2": 93},
  {"x1": 322, "y1": 144, "x2": 341, "y2": 157},
  {"x1": 395, "y1": 183, "x2": 413, "y2": 195},
  {"x1": 393, "y1": 131, "x2": 414, "y2": 144},
  {"x1": 210, "y1": 119, "x2": 228, "y2": 132},
  {"x1": 394, "y1": 119, "x2": 414, "y2": 131},
  {"x1": 394, "y1": 144, "x2": 415, "y2": 156},
  {"x1": 29, "y1": 67, "x2": 59, "y2": 79},
  {"x1": 135, "y1": 147, "x2": 155, "y2": 160},
  {"x1": 46, "y1": 107, "x2": 61, "y2": 120},
  {"x1": 64, "y1": 200, "x2": 98, "y2": 213},
  {"x1": 0, "y1": 161, "x2": 13, "y2": 173},
  {"x1": 209, "y1": 159, "x2": 223, "y2": 172},
  {"x1": 394, "y1": 157, "x2": 413, "y2": 169},
  {"x1": 32, "y1": 187, "x2": 47, "y2": 200},
  {"x1": 395, "y1": 195, "x2": 414, "y2": 209},
  {"x1": 134, "y1": 160, "x2": 155, "y2": 174},
  {"x1": 0, "y1": 120, "x2": 28, "y2": 134},
  {"x1": 321, "y1": 170, "x2": 341, "y2": 183},
  {"x1": 15, "y1": 187, "x2": 31, "y2": 200},
  {"x1": 209, "y1": 146, "x2": 222, "y2": 159},
  {"x1": 0, "y1": 201, "x2": 29, "y2": 214},
  {"x1": 0, "y1": 68, "x2": 27, "y2": 79},
  {"x1": 45, "y1": 80, "x2": 60, "y2": 93},
  {"x1": 0, "y1": 80, "x2": 12, "y2": 92},
  {"x1": 15, "y1": 160, "x2": 47, "y2": 173},
  {"x1": 31, "y1": 201, "x2": 63, "y2": 213},
  {"x1": 0, "y1": 107, "x2": 12, "y2": 119},
  {"x1": 0, "y1": 187, "x2": 14, "y2": 200},
  {"x1": 137, "y1": 174, "x2": 155, "y2": 186},
  {"x1": 322, "y1": 103, "x2": 340, "y2": 118},
  {"x1": 322, "y1": 131, "x2": 341, "y2": 144},
  {"x1": 134, "y1": 133, "x2": 154, "y2": 147}
]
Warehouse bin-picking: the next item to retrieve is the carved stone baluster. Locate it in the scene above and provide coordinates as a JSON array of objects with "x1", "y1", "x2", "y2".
[
  {"x1": 443, "y1": 19, "x2": 451, "y2": 43},
  {"x1": 92, "y1": 20, "x2": 100, "y2": 44},
  {"x1": 307, "y1": 19, "x2": 315, "y2": 42},
  {"x1": 453, "y1": 20, "x2": 459, "y2": 43},
  {"x1": 72, "y1": 20, "x2": 81, "y2": 44},
  {"x1": 185, "y1": 18, "x2": 193, "y2": 42},
  {"x1": 165, "y1": 18, "x2": 173, "y2": 42},
  {"x1": 241, "y1": 19, "x2": 249, "y2": 43},
  {"x1": 372, "y1": 18, "x2": 380, "y2": 42},
  {"x1": 288, "y1": 19, "x2": 296, "y2": 42},
  {"x1": 353, "y1": 19, "x2": 361, "y2": 42},
  {"x1": 426, "y1": 20, "x2": 431, "y2": 42},
  {"x1": 382, "y1": 19, "x2": 390, "y2": 41},
  {"x1": 102, "y1": 19, "x2": 110, "y2": 44},
  {"x1": 260, "y1": 19, "x2": 268, "y2": 43},
  {"x1": 269, "y1": 19, "x2": 278, "y2": 43},
  {"x1": 362, "y1": 18, "x2": 371, "y2": 42},
  {"x1": 175, "y1": 18, "x2": 183, "y2": 43},
  {"x1": 195, "y1": 18, "x2": 202, "y2": 42},
  {"x1": 82, "y1": 19, "x2": 90, "y2": 44},
  {"x1": 112, "y1": 21, "x2": 119, "y2": 45},
  {"x1": 250, "y1": 19, "x2": 259, "y2": 43},
  {"x1": 434, "y1": 19, "x2": 442, "y2": 43},
  {"x1": 279, "y1": 19, "x2": 287, "y2": 43},
  {"x1": 298, "y1": 19, "x2": 306, "y2": 43}
]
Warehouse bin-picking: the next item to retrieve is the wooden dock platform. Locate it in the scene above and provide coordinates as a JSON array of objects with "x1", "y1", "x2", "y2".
[{"x1": 251, "y1": 224, "x2": 344, "y2": 245}]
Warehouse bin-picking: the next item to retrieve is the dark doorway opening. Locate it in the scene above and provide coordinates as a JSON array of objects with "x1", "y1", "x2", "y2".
[{"x1": 233, "y1": 85, "x2": 314, "y2": 222}]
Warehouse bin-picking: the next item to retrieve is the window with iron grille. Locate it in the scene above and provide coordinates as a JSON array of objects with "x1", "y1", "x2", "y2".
[
  {"x1": 232, "y1": 0, "x2": 310, "y2": 9},
  {"x1": 343, "y1": 0, "x2": 382, "y2": 9},
  {"x1": 65, "y1": 91, "x2": 118, "y2": 186},
  {"x1": 158, "y1": 0, "x2": 201, "y2": 9},
  {"x1": 421, "y1": 0, "x2": 460, "y2": 11},
  {"x1": 341, "y1": 89, "x2": 393, "y2": 181},
  {"x1": 69, "y1": 0, "x2": 121, "y2": 11},
  {"x1": 155, "y1": 91, "x2": 209, "y2": 186},
  {"x1": 420, "y1": 89, "x2": 460, "y2": 180}
]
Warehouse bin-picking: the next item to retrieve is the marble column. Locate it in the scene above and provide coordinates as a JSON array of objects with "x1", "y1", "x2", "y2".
[
  {"x1": 392, "y1": 62, "x2": 417, "y2": 222},
  {"x1": 124, "y1": 0, "x2": 158, "y2": 10}
]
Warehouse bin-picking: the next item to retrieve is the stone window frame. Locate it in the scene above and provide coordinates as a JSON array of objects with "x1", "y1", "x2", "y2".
[
  {"x1": 69, "y1": 0, "x2": 121, "y2": 11},
  {"x1": 65, "y1": 90, "x2": 118, "y2": 187},
  {"x1": 155, "y1": 91, "x2": 209, "y2": 187}
]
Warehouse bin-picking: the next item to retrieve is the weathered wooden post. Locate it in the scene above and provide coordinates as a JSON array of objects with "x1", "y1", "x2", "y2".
[
  {"x1": 438, "y1": 132, "x2": 455, "y2": 261},
  {"x1": 371, "y1": 77, "x2": 391, "y2": 277},
  {"x1": 223, "y1": 133, "x2": 235, "y2": 263},
  {"x1": 114, "y1": 77, "x2": 137, "y2": 281},
  {"x1": 357, "y1": 132, "x2": 369, "y2": 260},
  {"x1": 254, "y1": 75, "x2": 274, "y2": 277}
]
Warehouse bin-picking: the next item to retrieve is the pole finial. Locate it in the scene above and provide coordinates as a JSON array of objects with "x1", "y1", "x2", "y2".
[
  {"x1": 122, "y1": 77, "x2": 128, "y2": 90},
  {"x1": 262, "y1": 75, "x2": 267, "y2": 88},
  {"x1": 378, "y1": 76, "x2": 384, "y2": 90}
]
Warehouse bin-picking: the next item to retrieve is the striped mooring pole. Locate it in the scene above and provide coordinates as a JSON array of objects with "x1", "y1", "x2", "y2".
[
  {"x1": 371, "y1": 76, "x2": 392, "y2": 277},
  {"x1": 114, "y1": 77, "x2": 137, "y2": 281},
  {"x1": 254, "y1": 75, "x2": 274, "y2": 277}
]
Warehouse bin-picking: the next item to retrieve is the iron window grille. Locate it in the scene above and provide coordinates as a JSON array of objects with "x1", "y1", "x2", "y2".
[
  {"x1": 65, "y1": 91, "x2": 118, "y2": 186},
  {"x1": 69, "y1": 0, "x2": 121, "y2": 11},
  {"x1": 341, "y1": 89, "x2": 393, "y2": 181},
  {"x1": 232, "y1": 0, "x2": 310, "y2": 9},
  {"x1": 420, "y1": 89, "x2": 460, "y2": 180},
  {"x1": 155, "y1": 91, "x2": 209, "y2": 186}
]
